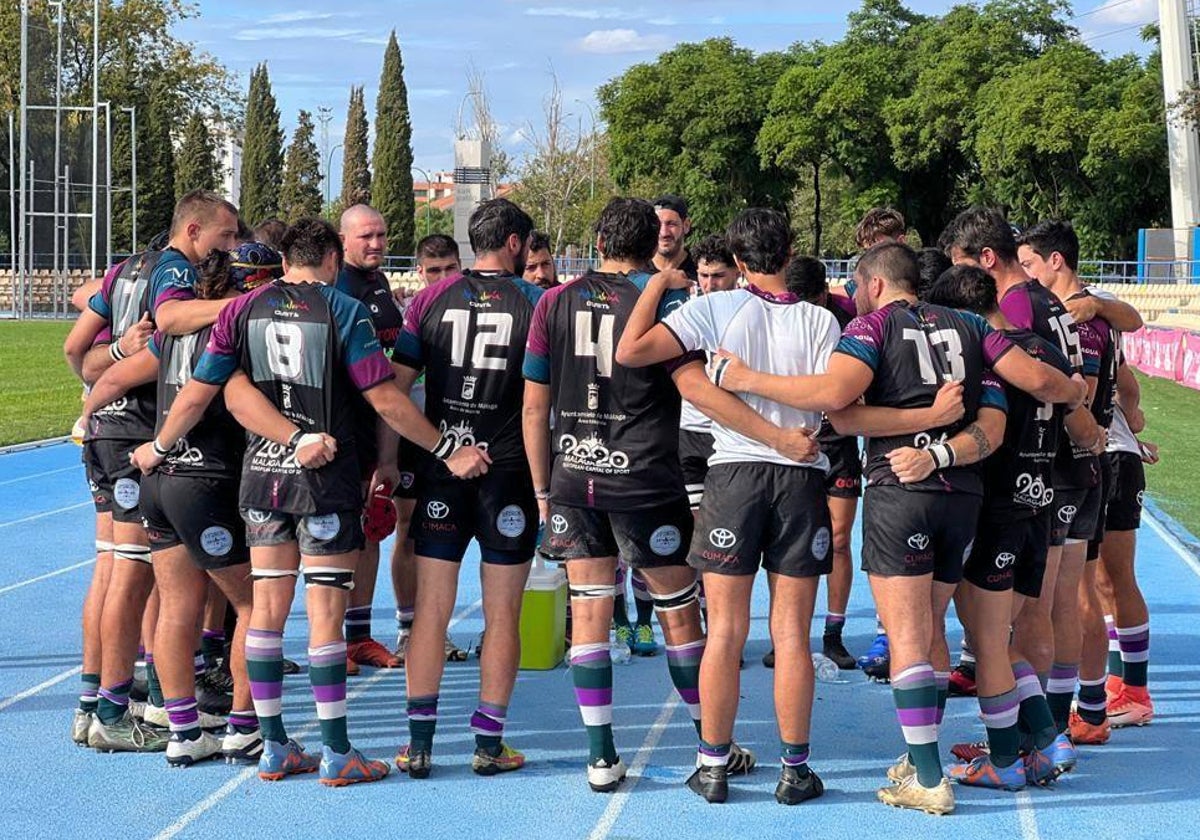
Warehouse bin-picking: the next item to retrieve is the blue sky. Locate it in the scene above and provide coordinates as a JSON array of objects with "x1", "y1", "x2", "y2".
[{"x1": 176, "y1": 0, "x2": 1159, "y2": 186}]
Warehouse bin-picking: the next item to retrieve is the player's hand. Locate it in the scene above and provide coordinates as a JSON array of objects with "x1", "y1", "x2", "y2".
[
  {"x1": 369, "y1": 462, "x2": 401, "y2": 497},
  {"x1": 927, "y1": 380, "x2": 965, "y2": 427},
  {"x1": 130, "y1": 441, "x2": 164, "y2": 475},
  {"x1": 295, "y1": 433, "x2": 336, "y2": 469},
  {"x1": 772, "y1": 426, "x2": 820, "y2": 463},
  {"x1": 651, "y1": 268, "x2": 691, "y2": 291},
  {"x1": 1139, "y1": 439, "x2": 1159, "y2": 464},
  {"x1": 1065, "y1": 294, "x2": 1101, "y2": 325},
  {"x1": 1127, "y1": 406, "x2": 1146, "y2": 434},
  {"x1": 445, "y1": 445, "x2": 492, "y2": 479},
  {"x1": 887, "y1": 446, "x2": 936, "y2": 484},
  {"x1": 708, "y1": 349, "x2": 751, "y2": 392},
  {"x1": 119, "y1": 313, "x2": 154, "y2": 358},
  {"x1": 537, "y1": 498, "x2": 550, "y2": 527},
  {"x1": 1088, "y1": 427, "x2": 1108, "y2": 456},
  {"x1": 1067, "y1": 373, "x2": 1089, "y2": 410}
]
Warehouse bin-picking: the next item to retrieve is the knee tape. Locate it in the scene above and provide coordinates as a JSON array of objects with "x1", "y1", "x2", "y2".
[
  {"x1": 250, "y1": 567, "x2": 300, "y2": 581},
  {"x1": 302, "y1": 566, "x2": 355, "y2": 591},
  {"x1": 568, "y1": 583, "x2": 616, "y2": 600},
  {"x1": 113, "y1": 543, "x2": 151, "y2": 565},
  {"x1": 650, "y1": 581, "x2": 700, "y2": 613},
  {"x1": 95, "y1": 540, "x2": 114, "y2": 554}
]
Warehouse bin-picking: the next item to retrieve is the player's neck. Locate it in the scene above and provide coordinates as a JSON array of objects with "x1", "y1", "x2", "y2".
[
  {"x1": 1045, "y1": 270, "x2": 1082, "y2": 299},
  {"x1": 744, "y1": 271, "x2": 787, "y2": 296},
  {"x1": 877, "y1": 290, "x2": 916, "y2": 310},
  {"x1": 598, "y1": 257, "x2": 643, "y2": 275},
  {"x1": 471, "y1": 253, "x2": 513, "y2": 275},
  {"x1": 282, "y1": 268, "x2": 326, "y2": 284},
  {"x1": 167, "y1": 237, "x2": 198, "y2": 264},
  {"x1": 991, "y1": 262, "x2": 1030, "y2": 296},
  {"x1": 653, "y1": 250, "x2": 685, "y2": 272}
]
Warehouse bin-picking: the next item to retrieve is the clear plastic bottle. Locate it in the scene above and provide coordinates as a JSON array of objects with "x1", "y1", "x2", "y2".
[
  {"x1": 811, "y1": 652, "x2": 840, "y2": 682},
  {"x1": 610, "y1": 631, "x2": 632, "y2": 665}
]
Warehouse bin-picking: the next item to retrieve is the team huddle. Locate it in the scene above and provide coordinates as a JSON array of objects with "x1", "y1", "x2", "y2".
[{"x1": 61, "y1": 188, "x2": 1157, "y2": 815}]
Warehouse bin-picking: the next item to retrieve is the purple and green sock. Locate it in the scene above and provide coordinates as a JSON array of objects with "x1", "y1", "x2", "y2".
[
  {"x1": 407, "y1": 694, "x2": 439, "y2": 753},
  {"x1": 570, "y1": 642, "x2": 616, "y2": 763},
  {"x1": 892, "y1": 663, "x2": 941, "y2": 788},
  {"x1": 470, "y1": 700, "x2": 507, "y2": 755},
  {"x1": 309, "y1": 641, "x2": 350, "y2": 753},
  {"x1": 246, "y1": 627, "x2": 287, "y2": 744}
]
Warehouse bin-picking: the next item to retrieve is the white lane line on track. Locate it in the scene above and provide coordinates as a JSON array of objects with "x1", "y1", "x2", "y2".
[
  {"x1": 152, "y1": 597, "x2": 485, "y2": 840},
  {"x1": 1144, "y1": 510, "x2": 1200, "y2": 580},
  {"x1": 587, "y1": 689, "x2": 679, "y2": 840},
  {"x1": 1016, "y1": 789, "x2": 1042, "y2": 840},
  {"x1": 0, "y1": 665, "x2": 82, "y2": 713},
  {"x1": 0, "y1": 465, "x2": 79, "y2": 487},
  {"x1": 0, "y1": 558, "x2": 94, "y2": 595},
  {"x1": 0, "y1": 500, "x2": 91, "y2": 529}
]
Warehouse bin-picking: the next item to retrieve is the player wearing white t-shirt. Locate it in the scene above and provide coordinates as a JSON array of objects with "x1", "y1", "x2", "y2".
[{"x1": 616, "y1": 208, "x2": 831, "y2": 807}]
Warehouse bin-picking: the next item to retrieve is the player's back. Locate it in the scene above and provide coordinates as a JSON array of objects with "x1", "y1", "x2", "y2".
[{"x1": 1001, "y1": 279, "x2": 1082, "y2": 372}]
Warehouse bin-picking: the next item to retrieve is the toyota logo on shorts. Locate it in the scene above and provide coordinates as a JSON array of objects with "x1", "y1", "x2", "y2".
[
  {"x1": 907, "y1": 533, "x2": 930, "y2": 551},
  {"x1": 426, "y1": 501, "x2": 450, "y2": 520},
  {"x1": 995, "y1": 552, "x2": 1016, "y2": 569},
  {"x1": 1057, "y1": 505, "x2": 1077, "y2": 524},
  {"x1": 551, "y1": 514, "x2": 568, "y2": 535},
  {"x1": 709, "y1": 528, "x2": 736, "y2": 549}
]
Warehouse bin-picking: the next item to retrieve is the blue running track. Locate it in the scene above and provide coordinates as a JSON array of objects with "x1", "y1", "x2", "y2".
[{"x1": 2, "y1": 441, "x2": 1198, "y2": 839}]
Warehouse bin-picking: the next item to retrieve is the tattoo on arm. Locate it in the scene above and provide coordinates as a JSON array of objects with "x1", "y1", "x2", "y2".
[{"x1": 965, "y1": 422, "x2": 992, "y2": 459}]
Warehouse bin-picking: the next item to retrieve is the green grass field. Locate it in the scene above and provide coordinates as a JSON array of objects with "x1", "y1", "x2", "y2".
[
  {"x1": 1, "y1": 323, "x2": 1198, "y2": 535},
  {"x1": 0, "y1": 321, "x2": 79, "y2": 446}
]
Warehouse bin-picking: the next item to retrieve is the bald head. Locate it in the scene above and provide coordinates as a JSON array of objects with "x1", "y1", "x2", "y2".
[{"x1": 340, "y1": 204, "x2": 387, "y2": 270}]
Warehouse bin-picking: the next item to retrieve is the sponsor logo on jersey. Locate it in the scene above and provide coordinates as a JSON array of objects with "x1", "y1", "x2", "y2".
[
  {"x1": 113, "y1": 477, "x2": 140, "y2": 510},
  {"x1": 559, "y1": 433, "x2": 630, "y2": 473},
  {"x1": 587, "y1": 383, "x2": 599, "y2": 411},
  {"x1": 399, "y1": 471, "x2": 415, "y2": 490},
  {"x1": 173, "y1": 437, "x2": 205, "y2": 466},
  {"x1": 201, "y1": 526, "x2": 234, "y2": 557},
  {"x1": 907, "y1": 532, "x2": 930, "y2": 551},
  {"x1": 812, "y1": 526, "x2": 831, "y2": 562},
  {"x1": 251, "y1": 438, "x2": 301, "y2": 472},
  {"x1": 708, "y1": 528, "x2": 736, "y2": 549},
  {"x1": 462, "y1": 376, "x2": 477, "y2": 400},
  {"x1": 579, "y1": 289, "x2": 619, "y2": 309},
  {"x1": 266, "y1": 296, "x2": 310, "y2": 315},
  {"x1": 462, "y1": 288, "x2": 502, "y2": 308},
  {"x1": 1057, "y1": 504, "x2": 1078, "y2": 524},
  {"x1": 496, "y1": 505, "x2": 526, "y2": 538},
  {"x1": 551, "y1": 514, "x2": 569, "y2": 535},
  {"x1": 913, "y1": 431, "x2": 948, "y2": 450},
  {"x1": 1014, "y1": 472, "x2": 1053, "y2": 508},
  {"x1": 426, "y1": 501, "x2": 450, "y2": 520},
  {"x1": 441, "y1": 420, "x2": 487, "y2": 450},
  {"x1": 304, "y1": 513, "x2": 341, "y2": 541},
  {"x1": 649, "y1": 525, "x2": 682, "y2": 557},
  {"x1": 995, "y1": 551, "x2": 1016, "y2": 569}
]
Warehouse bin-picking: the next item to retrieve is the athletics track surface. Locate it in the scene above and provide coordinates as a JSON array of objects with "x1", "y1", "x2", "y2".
[{"x1": 1, "y1": 442, "x2": 1197, "y2": 839}]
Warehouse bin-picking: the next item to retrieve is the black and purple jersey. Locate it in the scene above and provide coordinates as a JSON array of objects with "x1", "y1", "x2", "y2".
[
  {"x1": 523, "y1": 270, "x2": 700, "y2": 512},
  {"x1": 395, "y1": 270, "x2": 542, "y2": 475},
  {"x1": 834, "y1": 300, "x2": 1010, "y2": 495},
  {"x1": 1000, "y1": 280, "x2": 1083, "y2": 372},
  {"x1": 86, "y1": 252, "x2": 166, "y2": 442},
  {"x1": 192, "y1": 279, "x2": 394, "y2": 514},
  {"x1": 145, "y1": 247, "x2": 200, "y2": 319},
  {"x1": 149, "y1": 326, "x2": 243, "y2": 480},
  {"x1": 982, "y1": 329, "x2": 1071, "y2": 519},
  {"x1": 1053, "y1": 292, "x2": 1116, "y2": 489},
  {"x1": 335, "y1": 264, "x2": 404, "y2": 353}
]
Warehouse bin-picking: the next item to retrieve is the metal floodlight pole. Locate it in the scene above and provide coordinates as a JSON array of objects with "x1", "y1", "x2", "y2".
[
  {"x1": 17, "y1": 0, "x2": 28, "y2": 319},
  {"x1": 326, "y1": 143, "x2": 343, "y2": 207},
  {"x1": 123, "y1": 106, "x2": 137, "y2": 251},
  {"x1": 411, "y1": 165, "x2": 433, "y2": 237},
  {"x1": 27, "y1": 159, "x2": 35, "y2": 316},
  {"x1": 91, "y1": 0, "x2": 100, "y2": 280},
  {"x1": 8, "y1": 112, "x2": 15, "y2": 318},
  {"x1": 51, "y1": 1, "x2": 65, "y2": 314},
  {"x1": 102, "y1": 101, "x2": 112, "y2": 269}
]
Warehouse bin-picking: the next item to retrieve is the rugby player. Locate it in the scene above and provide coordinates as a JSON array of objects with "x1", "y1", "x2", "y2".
[
  {"x1": 651, "y1": 194, "x2": 698, "y2": 278},
  {"x1": 390, "y1": 198, "x2": 542, "y2": 778},
  {"x1": 709, "y1": 242, "x2": 1085, "y2": 814},
  {"x1": 131, "y1": 218, "x2": 489, "y2": 786},
  {"x1": 523, "y1": 197, "x2": 815, "y2": 793},
  {"x1": 617, "y1": 208, "x2": 836, "y2": 805},
  {"x1": 523, "y1": 230, "x2": 560, "y2": 289}
]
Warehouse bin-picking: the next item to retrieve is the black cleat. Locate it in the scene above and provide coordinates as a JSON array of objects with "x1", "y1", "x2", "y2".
[
  {"x1": 687, "y1": 765, "x2": 729, "y2": 803},
  {"x1": 775, "y1": 765, "x2": 824, "y2": 805},
  {"x1": 822, "y1": 631, "x2": 857, "y2": 670},
  {"x1": 762, "y1": 648, "x2": 775, "y2": 669}
]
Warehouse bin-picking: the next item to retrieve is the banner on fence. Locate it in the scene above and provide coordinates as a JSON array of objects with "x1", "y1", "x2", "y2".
[
  {"x1": 1180, "y1": 331, "x2": 1200, "y2": 391},
  {"x1": 1129, "y1": 327, "x2": 1183, "y2": 381}
]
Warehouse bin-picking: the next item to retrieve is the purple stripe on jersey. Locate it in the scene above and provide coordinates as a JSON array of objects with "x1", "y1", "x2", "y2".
[
  {"x1": 87, "y1": 260, "x2": 127, "y2": 320},
  {"x1": 831, "y1": 292, "x2": 857, "y2": 320},
  {"x1": 1000, "y1": 283, "x2": 1035, "y2": 330},
  {"x1": 746, "y1": 284, "x2": 801, "y2": 304},
  {"x1": 525, "y1": 281, "x2": 575, "y2": 360},
  {"x1": 1077, "y1": 317, "x2": 1111, "y2": 360},
  {"x1": 841, "y1": 302, "x2": 892, "y2": 347},
  {"x1": 896, "y1": 706, "x2": 938, "y2": 727},
  {"x1": 574, "y1": 687, "x2": 613, "y2": 706},
  {"x1": 982, "y1": 329, "x2": 1015, "y2": 367},
  {"x1": 311, "y1": 683, "x2": 346, "y2": 704},
  {"x1": 347, "y1": 352, "x2": 393, "y2": 392},
  {"x1": 401, "y1": 271, "x2": 464, "y2": 341},
  {"x1": 248, "y1": 680, "x2": 283, "y2": 700},
  {"x1": 94, "y1": 326, "x2": 114, "y2": 346},
  {"x1": 153, "y1": 284, "x2": 195, "y2": 314}
]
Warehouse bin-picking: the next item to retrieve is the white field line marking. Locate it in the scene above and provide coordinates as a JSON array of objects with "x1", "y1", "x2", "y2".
[
  {"x1": 0, "y1": 465, "x2": 79, "y2": 486},
  {"x1": 0, "y1": 558, "x2": 94, "y2": 595},
  {"x1": 0, "y1": 500, "x2": 91, "y2": 529},
  {"x1": 0, "y1": 665, "x2": 82, "y2": 712},
  {"x1": 152, "y1": 598, "x2": 484, "y2": 840},
  {"x1": 1144, "y1": 510, "x2": 1200, "y2": 580},
  {"x1": 1015, "y1": 788, "x2": 1043, "y2": 840},
  {"x1": 587, "y1": 690, "x2": 679, "y2": 840}
]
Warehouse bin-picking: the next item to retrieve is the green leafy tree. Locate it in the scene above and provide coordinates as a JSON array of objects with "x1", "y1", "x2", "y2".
[
  {"x1": 281, "y1": 110, "x2": 323, "y2": 222},
  {"x1": 414, "y1": 205, "x2": 454, "y2": 237},
  {"x1": 240, "y1": 63, "x2": 283, "y2": 224},
  {"x1": 372, "y1": 31, "x2": 415, "y2": 254},
  {"x1": 175, "y1": 111, "x2": 217, "y2": 198},
  {"x1": 341, "y1": 85, "x2": 371, "y2": 207},
  {"x1": 137, "y1": 80, "x2": 176, "y2": 242}
]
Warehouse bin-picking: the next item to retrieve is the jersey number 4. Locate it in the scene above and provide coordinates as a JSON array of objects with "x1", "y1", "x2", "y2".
[
  {"x1": 441, "y1": 310, "x2": 512, "y2": 370},
  {"x1": 574, "y1": 311, "x2": 616, "y2": 377},
  {"x1": 903, "y1": 327, "x2": 966, "y2": 384}
]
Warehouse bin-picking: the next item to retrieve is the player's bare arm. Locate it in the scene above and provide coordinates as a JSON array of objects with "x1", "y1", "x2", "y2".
[
  {"x1": 522, "y1": 380, "x2": 553, "y2": 522},
  {"x1": 829, "y1": 380, "x2": 964, "y2": 437},
  {"x1": 613, "y1": 268, "x2": 692, "y2": 367},
  {"x1": 82, "y1": 348, "x2": 159, "y2": 421},
  {"x1": 153, "y1": 297, "x2": 233, "y2": 337},
  {"x1": 991, "y1": 344, "x2": 1087, "y2": 407},
  {"x1": 709, "y1": 349, "x2": 873, "y2": 413},
  {"x1": 130, "y1": 378, "x2": 222, "y2": 473},
  {"x1": 886, "y1": 407, "x2": 1006, "y2": 484},
  {"x1": 1066, "y1": 293, "x2": 1142, "y2": 332},
  {"x1": 80, "y1": 314, "x2": 154, "y2": 385}
]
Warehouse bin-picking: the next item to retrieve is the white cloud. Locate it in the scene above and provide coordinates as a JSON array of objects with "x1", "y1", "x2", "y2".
[
  {"x1": 411, "y1": 88, "x2": 453, "y2": 99},
  {"x1": 526, "y1": 6, "x2": 635, "y2": 21},
  {"x1": 233, "y1": 27, "x2": 364, "y2": 42},
  {"x1": 1090, "y1": 0, "x2": 1155, "y2": 25},
  {"x1": 577, "y1": 28, "x2": 670, "y2": 54},
  {"x1": 259, "y1": 11, "x2": 336, "y2": 25}
]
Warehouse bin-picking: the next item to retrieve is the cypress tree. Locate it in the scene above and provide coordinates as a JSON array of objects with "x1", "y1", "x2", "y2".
[
  {"x1": 175, "y1": 111, "x2": 217, "y2": 199},
  {"x1": 138, "y1": 84, "x2": 177, "y2": 242},
  {"x1": 372, "y1": 31, "x2": 415, "y2": 254},
  {"x1": 239, "y1": 63, "x2": 284, "y2": 224},
  {"x1": 281, "y1": 110, "x2": 324, "y2": 222},
  {"x1": 341, "y1": 85, "x2": 371, "y2": 207}
]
